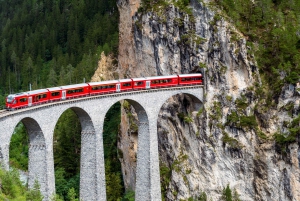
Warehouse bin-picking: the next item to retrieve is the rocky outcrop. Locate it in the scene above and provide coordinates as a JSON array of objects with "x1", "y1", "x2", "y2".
[
  {"x1": 91, "y1": 52, "x2": 117, "y2": 82},
  {"x1": 117, "y1": 0, "x2": 300, "y2": 200}
]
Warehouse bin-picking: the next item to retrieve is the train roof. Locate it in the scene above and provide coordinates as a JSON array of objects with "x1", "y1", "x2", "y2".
[
  {"x1": 47, "y1": 87, "x2": 62, "y2": 91},
  {"x1": 88, "y1": 80, "x2": 119, "y2": 86},
  {"x1": 146, "y1": 75, "x2": 178, "y2": 79},
  {"x1": 7, "y1": 93, "x2": 27, "y2": 98},
  {"x1": 119, "y1": 78, "x2": 133, "y2": 82},
  {"x1": 178, "y1": 73, "x2": 202, "y2": 77},
  {"x1": 60, "y1": 83, "x2": 89, "y2": 89},
  {"x1": 27, "y1": 89, "x2": 49, "y2": 95},
  {"x1": 132, "y1": 77, "x2": 147, "y2": 81}
]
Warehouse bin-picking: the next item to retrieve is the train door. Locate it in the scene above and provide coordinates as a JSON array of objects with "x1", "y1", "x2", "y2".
[
  {"x1": 116, "y1": 84, "x2": 120, "y2": 92},
  {"x1": 62, "y1": 90, "x2": 66, "y2": 100},
  {"x1": 28, "y1": 96, "x2": 32, "y2": 107},
  {"x1": 146, "y1": 81, "x2": 150, "y2": 89}
]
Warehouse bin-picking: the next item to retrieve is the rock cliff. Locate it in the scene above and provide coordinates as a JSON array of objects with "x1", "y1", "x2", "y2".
[{"x1": 117, "y1": 0, "x2": 300, "y2": 200}]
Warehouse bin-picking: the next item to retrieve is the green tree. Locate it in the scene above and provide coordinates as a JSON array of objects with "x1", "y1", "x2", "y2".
[
  {"x1": 67, "y1": 188, "x2": 78, "y2": 201},
  {"x1": 26, "y1": 180, "x2": 44, "y2": 201}
]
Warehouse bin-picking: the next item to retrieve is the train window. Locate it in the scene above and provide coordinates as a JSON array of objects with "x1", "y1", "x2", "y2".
[
  {"x1": 68, "y1": 88, "x2": 83, "y2": 94},
  {"x1": 20, "y1": 98, "x2": 27, "y2": 102},
  {"x1": 135, "y1": 81, "x2": 143, "y2": 86},
  {"x1": 108, "y1": 85, "x2": 115, "y2": 88},
  {"x1": 123, "y1": 83, "x2": 131, "y2": 87},
  {"x1": 52, "y1": 92, "x2": 60, "y2": 96},
  {"x1": 92, "y1": 85, "x2": 115, "y2": 90},
  {"x1": 181, "y1": 77, "x2": 201, "y2": 82}
]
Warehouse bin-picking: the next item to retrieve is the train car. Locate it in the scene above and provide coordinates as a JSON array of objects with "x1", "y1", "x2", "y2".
[
  {"x1": 132, "y1": 78, "x2": 150, "y2": 90},
  {"x1": 47, "y1": 87, "x2": 63, "y2": 102},
  {"x1": 27, "y1": 89, "x2": 50, "y2": 106},
  {"x1": 89, "y1": 80, "x2": 119, "y2": 95},
  {"x1": 147, "y1": 75, "x2": 178, "y2": 88},
  {"x1": 178, "y1": 73, "x2": 202, "y2": 85},
  {"x1": 5, "y1": 74, "x2": 204, "y2": 111},
  {"x1": 6, "y1": 92, "x2": 29, "y2": 110},
  {"x1": 119, "y1": 79, "x2": 133, "y2": 91},
  {"x1": 60, "y1": 83, "x2": 90, "y2": 99}
]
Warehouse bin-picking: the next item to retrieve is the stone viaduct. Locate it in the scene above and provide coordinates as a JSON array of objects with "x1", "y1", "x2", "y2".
[{"x1": 0, "y1": 85, "x2": 203, "y2": 200}]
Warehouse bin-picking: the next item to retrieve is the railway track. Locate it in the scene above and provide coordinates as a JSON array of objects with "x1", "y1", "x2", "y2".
[{"x1": 0, "y1": 109, "x2": 8, "y2": 117}]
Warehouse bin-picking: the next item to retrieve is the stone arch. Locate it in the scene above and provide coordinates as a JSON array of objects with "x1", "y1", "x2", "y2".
[
  {"x1": 9, "y1": 117, "x2": 48, "y2": 193},
  {"x1": 53, "y1": 106, "x2": 96, "y2": 200},
  {"x1": 156, "y1": 92, "x2": 204, "y2": 200},
  {"x1": 157, "y1": 92, "x2": 203, "y2": 116},
  {"x1": 101, "y1": 98, "x2": 151, "y2": 200}
]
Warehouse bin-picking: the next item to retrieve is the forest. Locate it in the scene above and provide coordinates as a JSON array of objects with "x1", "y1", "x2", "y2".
[
  {"x1": 0, "y1": 0, "x2": 129, "y2": 200},
  {"x1": 0, "y1": 0, "x2": 300, "y2": 200}
]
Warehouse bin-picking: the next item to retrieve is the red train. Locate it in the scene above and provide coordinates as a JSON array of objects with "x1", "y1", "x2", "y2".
[{"x1": 5, "y1": 74, "x2": 202, "y2": 110}]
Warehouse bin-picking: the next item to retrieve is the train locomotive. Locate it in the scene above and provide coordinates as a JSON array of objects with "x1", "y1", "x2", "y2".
[{"x1": 5, "y1": 74, "x2": 202, "y2": 110}]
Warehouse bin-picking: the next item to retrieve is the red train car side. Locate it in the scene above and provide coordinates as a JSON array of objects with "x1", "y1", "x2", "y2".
[
  {"x1": 119, "y1": 79, "x2": 133, "y2": 91},
  {"x1": 178, "y1": 74, "x2": 202, "y2": 85},
  {"x1": 147, "y1": 75, "x2": 178, "y2": 88},
  {"x1": 132, "y1": 78, "x2": 149, "y2": 90},
  {"x1": 28, "y1": 89, "x2": 50, "y2": 106},
  {"x1": 5, "y1": 74, "x2": 203, "y2": 110},
  {"x1": 60, "y1": 83, "x2": 90, "y2": 99},
  {"x1": 89, "y1": 80, "x2": 119, "y2": 95},
  {"x1": 48, "y1": 87, "x2": 63, "y2": 102}
]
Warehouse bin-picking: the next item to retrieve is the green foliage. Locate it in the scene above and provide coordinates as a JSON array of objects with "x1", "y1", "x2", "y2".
[
  {"x1": 226, "y1": 112, "x2": 257, "y2": 130},
  {"x1": 184, "y1": 114, "x2": 193, "y2": 123},
  {"x1": 53, "y1": 109, "x2": 81, "y2": 200},
  {"x1": 239, "y1": 115, "x2": 258, "y2": 129},
  {"x1": 0, "y1": 168, "x2": 43, "y2": 200},
  {"x1": 54, "y1": 168, "x2": 80, "y2": 200},
  {"x1": 235, "y1": 95, "x2": 248, "y2": 111},
  {"x1": 67, "y1": 188, "x2": 78, "y2": 201},
  {"x1": 0, "y1": 0, "x2": 119, "y2": 96},
  {"x1": 226, "y1": 95, "x2": 233, "y2": 102},
  {"x1": 0, "y1": 93, "x2": 6, "y2": 109},
  {"x1": 103, "y1": 102, "x2": 126, "y2": 200},
  {"x1": 274, "y1": 114, "x2": 300, "y2": 152},
  {"x1": 215, "y1": 0, "x2": 300, "y2": 101},
  {"x1": 160, "y1": 163, "x2": 172, "y2": 200},
  {"x1": 197, "y1": 108, "x2": 204, "y2": 117},
  {"x1": 209, "y1": 101, "x2": 222, "y2": 121},
  {"x1": 221, "y1": 184, "x2": 241, "y2": 201},
  {"x1": 199, "y1": 192, "x2": 208, "y2": 201},
  {"x1": 54, "y1": 109, "x2": 81, "y2": 178},
  {"x1": 222, "y1": 132, "x2": 243, "y2": 149},
  {"x1": 187, "y1": 191, "x2": 208, "y2": 201},
  {"x1": 9, "y1": 122, "x2": 29, "y2": 170},
  {"x1": 256, "y1": 130, "x2": 268, "y2": 140},
  {"x1": 122, "y1": 190, "x2": 135, "y2": 201},
  {"x1": 198, "y1": 62, "x2": 207, "y2": 69},
  {"x1": 105, "y1": 161, "x2": 123, "y2": 201},
  {"x1": 26, "y1": 180, "x2": 43, "y2": 201}
]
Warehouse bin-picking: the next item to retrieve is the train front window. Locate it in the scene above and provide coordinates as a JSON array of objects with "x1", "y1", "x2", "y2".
[{"x1": 7, "y1": 96, "x2": 14, "y2": 103}]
